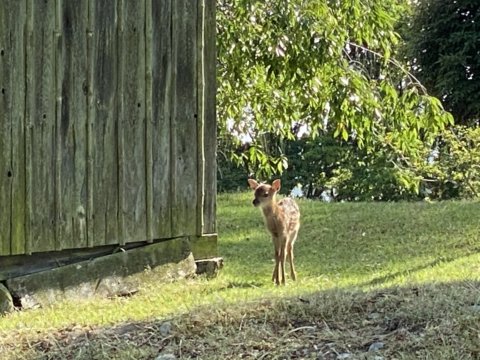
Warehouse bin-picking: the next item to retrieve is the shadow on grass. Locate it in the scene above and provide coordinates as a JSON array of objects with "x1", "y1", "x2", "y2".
[
  {"x1": 224, "y1": 280, "x2": 264, "y2": 289},
  {"x1": 6, "y1": 280, "x2": 480, "y2": 360}
]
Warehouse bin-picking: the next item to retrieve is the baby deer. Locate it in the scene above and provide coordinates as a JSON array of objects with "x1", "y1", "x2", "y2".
[{"x1": 248, "y1": 179, "x2": 300, "y2": 285}]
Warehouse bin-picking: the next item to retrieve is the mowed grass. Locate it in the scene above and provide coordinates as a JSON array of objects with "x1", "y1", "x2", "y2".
[{"x1": 1, "y1": 192, "x2": 480, "y2": 359}]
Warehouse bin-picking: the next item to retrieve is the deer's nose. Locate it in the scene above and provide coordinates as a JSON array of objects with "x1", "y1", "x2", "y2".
[{"x1": 253, "y1": 198, "x2": 259, "y2": 207}]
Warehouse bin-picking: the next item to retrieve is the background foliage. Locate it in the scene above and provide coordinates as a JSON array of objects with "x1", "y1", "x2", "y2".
[
  {"x1": 403, "y1": 0, "x2": 480, "y2": 126},
  {"x1": 217, "y1": 0, "x2": 479, "y2": 201},
  {"x1": 420, "y1": 126, "x2": 480, "y2": 199}
]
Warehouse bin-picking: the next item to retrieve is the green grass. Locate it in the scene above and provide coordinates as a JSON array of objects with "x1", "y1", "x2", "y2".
[{"x1": 2, "y1": 193, "x2": 480, "y2": 359}]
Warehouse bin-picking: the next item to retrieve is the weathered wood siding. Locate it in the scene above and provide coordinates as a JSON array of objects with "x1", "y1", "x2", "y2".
[
  {"x1": 0, "y1": 1, "x2": 27, "y2": 256},
  {"x1": 0, "y1": 0, "x2": 216, "y2": 257}
]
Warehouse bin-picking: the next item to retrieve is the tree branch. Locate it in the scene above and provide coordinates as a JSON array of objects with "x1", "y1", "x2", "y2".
[{"x1": 347, "y1": 42, "x2": 428, "y2": 95}]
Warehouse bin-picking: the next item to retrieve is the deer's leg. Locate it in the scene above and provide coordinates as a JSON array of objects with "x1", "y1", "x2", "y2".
[
  {"x1": 287, "y1": 242, "x2": 296, "y2": 281},
  {"x1": 272, "y1": 251, "x2": 279, "y2": 285},
  {"x1": 288, "y1": 230, "x2": 299, "y2": 281},
  {"x1": 280, "y1": 239, "x2": 287, "y2": 285},
  {"x1": 272, "y1": 240, "x2": 280, "y2": 285}
]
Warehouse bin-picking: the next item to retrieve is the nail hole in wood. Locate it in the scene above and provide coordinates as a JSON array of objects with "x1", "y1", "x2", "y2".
[
  {"x1": 1, "y1": 88, "x2": 5, "y2": 95},
  {"x1": 7, "y1": 171, "x2": 12, "y2": 177},
  {"x1": 0, "y1": 49, "x2": 4, "y2": 56},
  {"x1": 137, "y1": 103, "x2": 141, "y2": 108}
]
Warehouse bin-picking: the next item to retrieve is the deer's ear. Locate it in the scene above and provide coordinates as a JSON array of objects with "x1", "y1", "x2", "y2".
[
  {"x1": 272, "y1": 179, "x2": 281, "y2": 192},
  {"x1": 248, "y1": 179, "x2": 259, "y2": 190}
]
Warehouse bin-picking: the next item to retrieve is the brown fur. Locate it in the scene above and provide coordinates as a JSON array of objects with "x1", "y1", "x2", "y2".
[{"x1": 248, "y1": 179, "x2": 300, "y2": 285}]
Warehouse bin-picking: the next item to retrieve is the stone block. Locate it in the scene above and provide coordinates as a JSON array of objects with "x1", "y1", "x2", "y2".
[{"x1": 7, "y1": 238, "x2": 196, "y2": 309}]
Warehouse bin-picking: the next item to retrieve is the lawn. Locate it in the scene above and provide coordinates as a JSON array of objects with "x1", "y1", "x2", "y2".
[{"x1": 1, "y1": 193, "x2": 480, "y2": 359}]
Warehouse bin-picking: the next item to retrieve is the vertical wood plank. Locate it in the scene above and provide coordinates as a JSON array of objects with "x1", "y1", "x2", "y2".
[
  {"x1": 24, "y1": 0, "x2": 34, "y2": 255},
  {"x1": 196, "y1": 0, "x2": 217, "y2": 237},
  {"x1": 117, "y1": 0, "x2": 125, "y2": 245},
  {"x1": 54, "y1": 0, "x2": 62, "y2": 253},
  {"x1": 0, "y1": 1, "x2": 13, "y2": 255},
  {"x1": 86, "y1": 0, "x2": 94, "y2": 247},
  {"x1": 89, "y1": 0, "x2": 119, "y2": 246},
  {"x1": 27, "y1": 0, "x2": 56, "y2": 253},
  {"x1": 171, "y1": 0, "x2": 198, "y2": 237},
  {"x1": 203, "y1": 0, "x2": 217, "y2": 235},
  {"x1": 55, "y1": 0, "x2": 89, "y2": 250},
  {"x1": 118, "y1": 0, "x2": 147, "y2": 243},
  {"x1": 8, "y1": 0, "x2": 27, "y2": 254},
  {"x1": 196, "y1": 0, "x2": 206, "y2": 236},
  {"x1": 145, "y1": 0, "x2": 153, "y2": 243},
  {"x1": 151, "y1": 0, "x2": 172, "y2": 239}
]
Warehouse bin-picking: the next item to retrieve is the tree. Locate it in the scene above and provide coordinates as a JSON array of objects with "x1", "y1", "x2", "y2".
[
  {"x1": 217, "y1": 0, "x2": 453, "y2": 189},
  {"x1": 403, "y1": 0, "x2": 480, "y2": 125}
]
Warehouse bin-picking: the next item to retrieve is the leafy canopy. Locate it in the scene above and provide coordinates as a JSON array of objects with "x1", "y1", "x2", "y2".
[{"x1": 217, "y1": 0, "x2": 453, "y2": 179}]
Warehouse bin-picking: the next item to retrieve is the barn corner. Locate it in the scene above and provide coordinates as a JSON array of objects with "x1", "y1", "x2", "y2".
[{"x1": 0, "y1": 0, "x2": 218, "y2": 312}]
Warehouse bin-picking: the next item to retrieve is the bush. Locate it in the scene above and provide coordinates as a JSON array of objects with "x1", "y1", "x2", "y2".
[
  {"x1": 281, "y1": 135, "x2": 421, "y2": 201},
  {"x1": 421, "y1": 126, "x2": 480, "y2": 199}
]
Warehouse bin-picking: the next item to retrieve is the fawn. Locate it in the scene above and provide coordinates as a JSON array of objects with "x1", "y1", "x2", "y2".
[{"x1": 248, "y1": 179, "x2": 300, "y2": 285}]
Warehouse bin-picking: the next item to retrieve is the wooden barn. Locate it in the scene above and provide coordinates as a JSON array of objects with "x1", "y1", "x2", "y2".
[{"x1": 0, "y1": 0, "x2": 217, "y2": 308}]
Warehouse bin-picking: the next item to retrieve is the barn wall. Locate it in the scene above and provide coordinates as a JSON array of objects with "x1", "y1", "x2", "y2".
[{"x1": 0, "y1": 0, "x2": 216, "y2": 257}]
